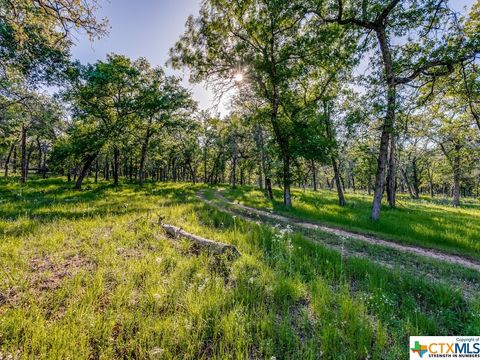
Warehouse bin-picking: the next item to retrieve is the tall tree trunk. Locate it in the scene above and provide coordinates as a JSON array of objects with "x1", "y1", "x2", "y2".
[
  {"x1": 371, "y1": 29, "x2": 396, "y2": 221},
  {"x1": 269, "y1": 82, "x2": 291, "y2": 207},
  {"x1": 139, "y1": 141, "x2": 148, "y2": 185},
  {"x1": 401, "y1": 168, "x2": 415, "y2": 198},
  {"x1": 75, "y1": 153, "x2": 98, "y2": 190},
  {"x1": 36, "y1": 137, "x2": 42, "y2": 174},
  {"x1": 452, "y1": 153, "x2": 461, "y2": 207},
  {"x1": 255, "y1": 125, "x2": 268, "y2": 192},
  {"x1": 231, "y1": 155, "x2": 237, "y2": 187},
  {"x1": 203, "y1": 147, "x2": 208, "y2": 183},
  {"x1": 4, "y1": 142, "x2": 15, "y2": 177},
  {"x1": 428, "y1": 169, "x2": 434, "y2": 198},
  {"x1": 265, "y1": 177, "x2": 273, "y2": 200},
  {"x1": 386, "y1": 134, "x2": 396, "y2": 206},
  {"x1": 139, "y1": 121, "x2": 152, "y2": 185},
  {"x1": 312, "y1": 160, "x2": 317, "y2": 191},
  {"x1": 326, "y1": 174, "x2": 332, "y2": 190},
  {"x1": 258, "y1": 167, "x2": 263, "y2": 190},
  {"x1": 172, "y1": 157, "x2": 177, "y2": 182},
  {"x1": 25, "y1": 141, "x2": 34, "y2": 180},
  {"x1": 104, "y1": 156, "x2": 110, "y2": 180},
  {"x1": 412, "y1": 157, "x2": 420, "y2": 199},
  {"x1": 324, "y1": 100, "x2": 345, "y2": 206},
  {"x1": 282, "y1": 153, "x2": 292, "y2": 207},
  {"x1": 94, "y1": 159, "x2": 99, "y2": 183},
  {"x1": 20, "y1": 124, "x2": 27, "y2": 183},
  {"x1": 12, "y1": 146, "x2": 17, "y2": 173},
  {"x1": 113, "y1": 147, "x2": 120, "y2": 186},
  {"x1": 332, "y1": 156, "x2": 346, "y2": 207},
  {"x1": 188, "y1": 162, "x2": 197, "y2": 184}
]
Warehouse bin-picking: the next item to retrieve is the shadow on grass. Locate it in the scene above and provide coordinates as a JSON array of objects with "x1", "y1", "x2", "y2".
[{"x1": 0, "y1": 177, "x2": 201, "y2": 237}]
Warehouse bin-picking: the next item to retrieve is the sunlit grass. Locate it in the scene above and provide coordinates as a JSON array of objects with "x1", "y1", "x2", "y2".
[
  {"x1": 222, "y1": 186, "x2": 480, "y2": 259},
  {"x1": 0, "y1": 177, "x2": 479, "y2": 359}
]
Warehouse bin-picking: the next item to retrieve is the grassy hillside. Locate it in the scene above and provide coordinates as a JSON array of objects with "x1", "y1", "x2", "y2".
[
  {"x1": 0, "y1": 178, "x2": 479, "y2": 359},
  {"x1": 222, "y1": 186, "x2": 480, "y2": 260}
]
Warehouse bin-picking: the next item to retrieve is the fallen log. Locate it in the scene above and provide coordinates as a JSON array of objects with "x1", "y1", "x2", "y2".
[{"x1": 161, "y1": 224, "x2": 241, "y2": 259}]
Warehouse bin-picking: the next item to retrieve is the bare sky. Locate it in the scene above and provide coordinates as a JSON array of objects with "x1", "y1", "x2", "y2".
[{"x1": 71, "y1": 0, "x2": 476, "y2": 117}]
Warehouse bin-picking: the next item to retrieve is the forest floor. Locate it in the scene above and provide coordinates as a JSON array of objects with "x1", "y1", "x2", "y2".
[{"x1": 1, "y1": 177, "x2": 479, "y2": 359}]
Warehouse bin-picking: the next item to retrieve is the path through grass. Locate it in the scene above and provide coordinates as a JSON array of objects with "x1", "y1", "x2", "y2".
[{"x1": 222, "y1": 186, "x2": 480, "y2": 260}]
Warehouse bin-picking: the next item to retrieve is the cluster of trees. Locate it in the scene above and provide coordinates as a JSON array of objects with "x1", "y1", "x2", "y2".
[
  {"x1": 0, "y1": 0, "x2": 106, "y2": 182},
  {"x1": 170, "y1": 0, "x2": 480, "y2": 219},
  {"x1": 1, "y1": 0, "x2": 479, "y2": 221}
]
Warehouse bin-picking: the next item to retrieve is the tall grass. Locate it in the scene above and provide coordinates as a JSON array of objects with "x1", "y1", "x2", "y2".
[{"x1": 0, "y1": 177, "x2": 478, "y2": 359}]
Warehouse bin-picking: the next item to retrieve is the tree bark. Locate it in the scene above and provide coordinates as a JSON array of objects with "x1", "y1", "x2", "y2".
[
  {"x1": 36, "y1": 137, "x2": 42, "y2": 174},
  {"x1": 104, "y1": 156, "x2": 110, "y2": 180},
  {"x1": 386, "y1": 134, "x2": 396, "y2": 206},
  {"x1": 113, "y1": 147, "x2": 120, "y2": 186},
  {"x1": 94, "y1": 159, "x2": 99, "y2": 183},
  {"x1": 332, "y1": 156, "x2": 346, "y2": 207},
  {"x1": 427, "y1": 168, "x2": 434, "y2": 198},
  {"x1": 231, "y1": 155, "x2": 237, "y2": 187},
  {"x1": 25, "y1": 141, "x2": 34, "y2": 180},
  {"x1": 401, "y1": 168, "x2": 415, "y2": 198},
  {"x1": 371, "y1": 28, "x2": 396, "y2": 221},
  {"x1": 265, "y1": 177, "x2": 274, "y2": 200},
  {"x1": 203, "y1": 146, "x2": 208, "y2": 183},
  {"x1": 282, "y1": 153, "x2": 292, "y2": 207},
  {"x1": 312, "y1": 160, "x2": 317, "y2": 191},
  {"x1": 75, "y1": 153, "x2": 98, "y2": 190},
  {"x1": 452, "y1": 153, "x2": 461, "y2": 207},
  {"x1": 12, "y1": 145, "x2": 17, "y2": 173},
  {"x1": 411, "y1": 157, "x2": 420, "y2": 199},
  {"x1": 139, "y1": 119, "x2": 153, "y2": 185},
  {"x1": 254, "y1": 125, "x2": 268, "y2": 192},
  {"x1": 324, "y1": 100, "x2": 345, "y2": 206},
  {"x1": 20, "y1": 124, "x2": 27, "y2": 183},
  {"x1": 4, "y1": 142, "x2": 15, "y2": 177},
  {"x1": 268, "y1": 59, "x2": 291, "y2": 207},
  {"x1": 162, "y1": 224, "x2": 240, "y2": 258}
]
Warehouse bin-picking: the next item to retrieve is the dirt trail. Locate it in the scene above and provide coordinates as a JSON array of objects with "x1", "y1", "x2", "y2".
[{"x1": 200, "y1": 191, "x2": 480, "y2": 272}]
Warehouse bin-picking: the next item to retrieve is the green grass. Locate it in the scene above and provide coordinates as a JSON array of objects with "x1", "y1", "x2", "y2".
[
  {"x1": 222, "y1": 186, "x2": 480, "y2": 260},
  {"x1": 0, "y1": 177, "x2": 479, "y2": 359}
]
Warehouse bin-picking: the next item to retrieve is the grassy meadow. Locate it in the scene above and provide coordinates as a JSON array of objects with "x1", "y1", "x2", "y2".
[
  {"x1": 0, "y1": 177, "x2": 479, "y2": 359},
  {"x1": 222, "y1": 186, "x2": 480, "y2": 260}
]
